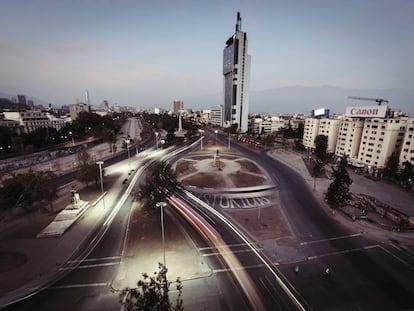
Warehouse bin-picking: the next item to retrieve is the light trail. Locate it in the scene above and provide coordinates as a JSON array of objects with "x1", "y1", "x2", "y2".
[
  {"x1": 169, "y1": 195, "x2": 267, "y2": 311},
  {"x1": 181, "y1": 190, "x2": 306, "y2": 311}
]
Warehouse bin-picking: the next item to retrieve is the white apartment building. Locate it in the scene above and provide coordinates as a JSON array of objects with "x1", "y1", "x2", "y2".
[
  {"x1": 335, "y1": 117, "x2": 365, "y2": 160},
  {"x1": 250, "y1": 116, "x2": 287, "y2": 136},
  {"x1": 399, "y1": 117, "x2": 414, "y2": 165},
  {"x1": 304, "y1": 104, "x2": 412, "y2": 173},
  {"x1": 209, "y1": 105, "x2": 224, "y2": 127},
  {"x1": 357, "y1": 117, "x2": 407, "y2": 172},
  {"x1": 303, "y1": 117, "x2": 341, "y2": 153},
  {"x1": 3, "y1": 111, "x2": 67, "y2": 134}
]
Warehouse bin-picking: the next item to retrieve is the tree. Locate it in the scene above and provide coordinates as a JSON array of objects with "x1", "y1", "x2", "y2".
[
  {"x1": 293, "y1": 139, "x2": 305, "y2": 151},
  {"x1": 325, "y1": 156, "x2": 352, "y2": 208},
  {"x1": 314, "y1": 135, "x2": 328, "y2": 162},
  {"x1": 383, "y1": 154, "x2": 399, "y2": 180},
  {"x1": 0, "y1": 171, "x2": 57, "y2": 211},
  {"x1": 120, "y1": 263, "x2": 183, "y2": 311},
  {"x1": 134, "y1": 161, "x2": 177, "y2": 208},
  {"x1": 76, "y1": 148, "x2": 99, "y2": 186}
]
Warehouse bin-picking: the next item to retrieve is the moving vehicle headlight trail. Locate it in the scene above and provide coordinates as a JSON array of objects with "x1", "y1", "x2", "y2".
[
  {"x1": 169, "y1": 195, "x2": 267, "y2": 311},
  {"x1": 189, "y1": 191, "x2": 306, "y2": 310}
]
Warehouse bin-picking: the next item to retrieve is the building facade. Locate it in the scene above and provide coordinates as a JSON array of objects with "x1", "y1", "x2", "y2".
[
  {"x1": 209, "y1": 105, "x2": 224, "y2": 127},
  {"x1": 173, "y1": 100, "x2": 184, "y2": 115},
  {"x1": 249, "y1": 116, "x2": 287, "y2": 136},
  {"x1": 3, "y1": 111, "x2": 67, "y2": 134},
  {"x1": 223, "y1": 12, "x2": 251, "y2": 133},
  {"x1": 69, "y1": 103, "x2": 90, "y2": 120},
  {"x1": 335, "y1": 117, "x2": 365, "y2": 160},
  {"x1": 356, "y1": 117, "x2": 407, "y2": 172},
  {"x1": 303, "y1": 117, "x2": 341, "y2": 153},
  {"x1": 399, "y1": 118, "x2": 414, "y2": 165}
]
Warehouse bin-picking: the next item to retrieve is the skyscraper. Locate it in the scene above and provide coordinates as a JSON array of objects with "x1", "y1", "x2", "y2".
[
  {"x1": 173, "y1": 100, "x2": 184, "y2": 115},
  {"x1": 223, "y1": 12, "x2": 251, "y2": 133}
]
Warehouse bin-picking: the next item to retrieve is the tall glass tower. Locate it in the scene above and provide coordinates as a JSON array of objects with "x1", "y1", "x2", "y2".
[{"x1": 223, "y1": 12, "x2": 251, "y2": 133}]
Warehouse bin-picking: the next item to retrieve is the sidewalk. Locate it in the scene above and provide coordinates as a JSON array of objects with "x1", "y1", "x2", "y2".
[{"x1": 0, "y1": 118, "x2": 143, "y2": 307}]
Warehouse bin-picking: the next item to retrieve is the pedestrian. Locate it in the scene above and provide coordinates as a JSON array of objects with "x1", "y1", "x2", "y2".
[{"x1": 295, "y1": 266, "x2": 299, "y2": 274}]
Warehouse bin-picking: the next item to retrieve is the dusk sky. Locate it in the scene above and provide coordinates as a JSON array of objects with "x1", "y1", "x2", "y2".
[{"x1": 1, "y1": 0, "x2": 413, "y2": 110}]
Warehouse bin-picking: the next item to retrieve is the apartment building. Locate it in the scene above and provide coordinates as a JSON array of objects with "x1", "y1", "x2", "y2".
[
  {"x1": 303, "y1": 118, "x2": 320, "y2": 149},
  {"x1": 357, "y1": 117, "x2": 407, "y2": 172},
  {"x1": 249, "y1": 116, "x2": 287, "y2": 136},
  {"x1": 209, "y1": 105, "x2": 224, "y2": 128},
  {"x1": 399, "y1": 117, "x2": 414, "y2": 165},
  {"x1": 3, "y1": 111, "x2": 67, "y2": 134},
  {"x1": 335, "y1": 117, "x2": 365, "y2": 160},
  {"x1": 303, "y1": 117, "x2": 341, "y2": 153}
]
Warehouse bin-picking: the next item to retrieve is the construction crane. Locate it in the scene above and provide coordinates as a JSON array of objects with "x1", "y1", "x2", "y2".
[{"x1": 348, "y1": 96, "x2": 389, "y2": 105}]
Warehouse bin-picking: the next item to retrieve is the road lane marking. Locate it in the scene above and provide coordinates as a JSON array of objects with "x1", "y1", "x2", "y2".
[
  {"x1": 300, "y1": 233, "x2": 362, "y2": 246},
  {"x1": 49, "y1": 282, "x2": 109, "y2": 289},
  {"x1": 307, "y1": 244, "x2": 378, "y2": 260},
  {"x1": 59, "y1": 262, "x2": 119, "y2": 270},
  {"x1": 67, "y1": 256, "x2": 121, "y2": 264},
  {"x1": 213, "y1": 262, "x2": 280, "y2": 273},
  {"x1": 199, "y1": 242, "x2": 259, "y2": 251},
  {"x1": 202, "y1": 247, "x2": 264, "y2": 257}
]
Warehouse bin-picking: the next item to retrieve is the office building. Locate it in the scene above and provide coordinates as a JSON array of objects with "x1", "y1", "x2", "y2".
[
  {"x1": 173, "y1": 100, "x2": 184, "y2": 115},
  {"x1": 223, "y1": 12, "x2": 251, "y2": 133}
]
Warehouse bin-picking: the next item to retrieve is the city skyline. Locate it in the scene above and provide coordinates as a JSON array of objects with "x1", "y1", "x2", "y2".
[{"x1": 1, "y1": 1, "x2": 414, "y2": 111}]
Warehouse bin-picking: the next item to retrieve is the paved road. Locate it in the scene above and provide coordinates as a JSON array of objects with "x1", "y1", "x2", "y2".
[
  {"x1": 226, "y1": 139, "x2": 414, "y2": 310},
  {"x1": 4, "y1": 128, "x2": 414, "y2": 310}
]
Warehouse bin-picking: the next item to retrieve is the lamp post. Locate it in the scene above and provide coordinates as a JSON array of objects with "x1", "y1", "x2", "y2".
[
  {"x1": 214, "y1": 130, "x2": 218, "y2": 145},
  {"x1": 125, "y1": 139, "x2": 130, "y2": 159},
  {"x1": 155, "y1": 201, "x2": 167, "y2": 267},
  {"x1": 228, "y1": 130, "x2": 231, "y2": 151},
  {"x1": 96, "y1": 161, "x2": 104, "y2": 194},
  {"x1": 155, "y1": 132, "x2": 159, "y2": 149},
  {"x1": 68, "y1": 131, "x2": 75, "y2": 146}
]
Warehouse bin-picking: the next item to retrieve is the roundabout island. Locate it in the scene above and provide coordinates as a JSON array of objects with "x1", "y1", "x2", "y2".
[{"x1": 172, "y1": 139, "x2": 299, "y2": 252}]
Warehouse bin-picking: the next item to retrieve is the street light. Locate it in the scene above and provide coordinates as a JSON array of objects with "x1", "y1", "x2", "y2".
[
  {"x1": 155, "y1": 201, "x2": 167, "y2": 267},
  {"x1": 228, "y1": 130, "x2": 231, "y2": 151},
  {"x1": 214, "y1": 130, "x2": 218, "y2": 145},
  {"x1": 125, "y1": 138, "x2": 130, "y2": 159},
  {"x1": 155, "y1": 132, "x2": 159, "y2": 149},
  {"x1": 96, "y1": 161, "x2": 104, "y2": 194},
  {"x1": 68, "y1": 131, "x2": 75, "y2": 146}
]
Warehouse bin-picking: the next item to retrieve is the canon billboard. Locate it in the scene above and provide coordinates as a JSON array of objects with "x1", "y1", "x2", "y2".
[{"x1": 345, "y1": 105, "x2": 388, "y2": 118}]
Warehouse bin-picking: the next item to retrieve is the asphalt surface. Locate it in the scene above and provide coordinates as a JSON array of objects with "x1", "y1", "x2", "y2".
[
  {"x1": 215, "y1": 132, "x2": 414, "y2": 310},
  {"x1": 3, "y1": 126, "x2": 414, "y2": 310}
]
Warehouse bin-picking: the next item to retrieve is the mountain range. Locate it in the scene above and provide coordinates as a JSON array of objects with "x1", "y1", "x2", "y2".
[
  {"x1": 249, "y1": 86, "x2": 414, "y2": 115},
  {"x1": 191, "y1": 86, "x2": 414, "y2": 115},
  {"x1": 2, "y1": 86, "x2": 414, "y2": 115}
]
